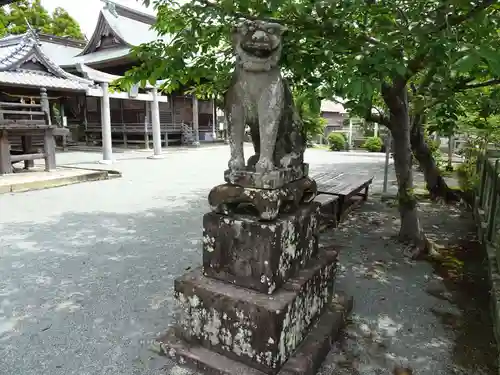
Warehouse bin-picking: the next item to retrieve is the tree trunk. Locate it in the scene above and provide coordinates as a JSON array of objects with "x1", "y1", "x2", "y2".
[
  {"x1": 390, "y1": 118, "x2": 423, "y2": 243},
  {"x1": 410, "y1": 117, "x2": 461, "y2": 202},
  {"x1": 383, "y1": 83, "x2": 429, "y2": 255}
]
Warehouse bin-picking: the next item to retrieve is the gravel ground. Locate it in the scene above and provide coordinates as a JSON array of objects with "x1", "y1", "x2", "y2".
[
  {"x1": 319, "y1": 199, "x2": 497, "y2": 375},
  {"x1": 0, "y1": 145, "x2": 391, "y2": 375}
]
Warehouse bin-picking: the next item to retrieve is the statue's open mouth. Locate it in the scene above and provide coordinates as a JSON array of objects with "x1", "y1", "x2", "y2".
[{"x1": 240, "y1": 43, "x2": 277, "y2": 59}]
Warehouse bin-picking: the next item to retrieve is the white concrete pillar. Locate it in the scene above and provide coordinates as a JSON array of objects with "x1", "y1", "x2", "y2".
[
  {"x1": 374, "y1": 123, "x2": 379, "y2": 137},
  {"x1": 192, "y1": 95, "x2": 200, "y2": 146},
  {"x1": 212, "y1": 97, "x2": 217, "y2": 141},
  {"x1": 348, "y1": 118, "x2": 353, "y2": 149},
  {"x1": 383, "y1": 135, "x2": 391, "y2": 194},
  {"x1": 448, "y1": 134, "x2": 454, "y2": 169},
  {"x1": 149, "y1": 87, "x2": 163, "y2": 158},
  {"x1": 223, "y1": 116, "x2": 229, "y2": 144},
  {"x1": 99, "y1": 82, "x2": 113, "y2": 164}
]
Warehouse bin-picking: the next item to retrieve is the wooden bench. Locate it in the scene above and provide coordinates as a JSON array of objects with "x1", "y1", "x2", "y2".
[
  {"x1": 84, "y1": 123, "x2": 184, "y2": 147},
  {"x1": 311, "y1": 170, "x2": 373, "y2": 222},
  {"x1": 313, "y1": 194, "x2": 340, "y2": 229},
  {"x1": 322, "y1": 177, "x2": 373, "y2": 220},
  {"x1": 0, "y1": 123, "x2": 56, "y2": 175}
]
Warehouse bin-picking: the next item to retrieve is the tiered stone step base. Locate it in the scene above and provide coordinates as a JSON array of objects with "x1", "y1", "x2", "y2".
[
  {"x1": 161, "y1": 299, "x2": 350, "y2": 375},
  {"x1": 161, "y1": 248, "x2": 351, "y2": 375}
]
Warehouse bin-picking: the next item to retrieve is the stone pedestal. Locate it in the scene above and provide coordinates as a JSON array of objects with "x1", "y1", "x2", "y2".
[
  {"x1": 224, "y1": 164, "x2": 309, "y2": 189},
  {"x1": 161, "y1": 167, "x2": 349, "y2": 374},
  {"x1": 173, "y1": 249, "x2": 336, "y2": 374},
  {"x1": 203, "y1": 204, "x2": 320, "y2": 294}
]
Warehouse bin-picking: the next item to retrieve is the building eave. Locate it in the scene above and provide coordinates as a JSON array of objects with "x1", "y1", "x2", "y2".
[
  {"x1": 0, "y1": 31, "x2": 95, "y2": 91},
  {"x1": 78, "y1": 10, "x2": 130, "y2": 56},
  {"x1": 76, "y1": 63, "x2": 165, "y2": 89}
]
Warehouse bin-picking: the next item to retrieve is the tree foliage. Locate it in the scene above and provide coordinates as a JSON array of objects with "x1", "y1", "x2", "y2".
[
  {"x1": 122, "y1": 0, "x2": 499, "y2": 110},
  {"x1": 49, "y1": 7, "x2": 85, "y2": 40},
  {"x1": 0, "y1": 0, "x2": 85, "y2": 40},
  {"x1": 120, "y1": 0, "x2": 500, "y2": 249},
  {"x1": 293, "y1": 90, "x2": 326, "y2": 141},
  {"x1": 457, "y1": 86, "x2": 500, "y2": 145}
]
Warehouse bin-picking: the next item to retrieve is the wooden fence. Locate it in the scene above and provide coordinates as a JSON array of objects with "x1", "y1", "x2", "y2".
[{"x1": 475, "y1": 151, "x2": 500, "y2": 243}]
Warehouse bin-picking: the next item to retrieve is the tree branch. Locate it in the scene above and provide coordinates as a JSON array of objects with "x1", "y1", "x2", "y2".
[
  {"x1": 365, "y1": 109, "x2": 390, "y2": 128},
  {"x1": 196, "y1": 0, "x2": 280, "y2": 23},
  {"x1": 401, "y1": 0, "x2": 497, "y2": 87},
  {"x1": 460, "y1": 78, "x2": 500, "y2": 90},
  {"x1": 195, "y1": 0, "x2": 386, "y2": 47}
]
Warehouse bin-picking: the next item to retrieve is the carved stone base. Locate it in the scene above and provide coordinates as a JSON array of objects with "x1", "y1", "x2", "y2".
[
  {"x1": 162, "y1": 305, "x2": 349, "y2": 375},
  {"x1": 224, "y1": 163, "x2": 309, "y2": 189},
  {"x1": 168, "y1": 249, "x2": 337, "y2": 374},
  {"x1": 208, "y1": 178, "x2": 317, "y2": 221},
  {"x1": 203, "y1": 203, "x2": 320, "y2": 294}
]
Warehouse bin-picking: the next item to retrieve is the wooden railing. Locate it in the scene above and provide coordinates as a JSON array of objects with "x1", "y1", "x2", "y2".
[
  {"x1": 85, "y1": 122, "x2": 185, "y2": 133},
  {"x1": 475, "y1": 151, "x2": 500, "y2": 242},
  {"x1": 84, "y1": 122, "x2": 188, "y2": 147}
]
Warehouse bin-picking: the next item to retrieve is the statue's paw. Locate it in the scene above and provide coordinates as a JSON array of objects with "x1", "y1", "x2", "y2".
[
  {"x1": 228, "y1": 157, "x2": 245, "y2": 170},
  {"x1": 255, "y1": 158, "x2": 275, "y2": 173}
]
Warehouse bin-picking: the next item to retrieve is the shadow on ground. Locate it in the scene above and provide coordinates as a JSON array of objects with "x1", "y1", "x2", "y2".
[
  {"x1": 0, "y1": 192, "x2": 210, "y2": 375},
  {"x1": 318, "y1": 199, "x2": 497, "y2": 375}
]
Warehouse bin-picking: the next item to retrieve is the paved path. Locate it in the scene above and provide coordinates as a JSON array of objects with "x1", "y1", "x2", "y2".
[{"x1": 0, "y1": 145, "x2": 390, "y2": 375}]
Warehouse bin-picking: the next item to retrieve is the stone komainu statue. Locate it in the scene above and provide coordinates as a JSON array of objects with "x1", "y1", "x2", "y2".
[{"x1": 224, "y1": 19, "x2": 306, "y2": 174}]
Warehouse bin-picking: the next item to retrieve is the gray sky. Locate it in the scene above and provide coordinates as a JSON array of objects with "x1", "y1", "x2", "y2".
[{"x1": 40, "y1": 0, "x2": 153, "y2": 38}]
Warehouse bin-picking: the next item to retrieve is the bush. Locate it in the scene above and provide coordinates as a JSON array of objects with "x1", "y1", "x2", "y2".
[
  {"x1": 456, "y1": 162, "x2": 478, "y2": 193},
  {"x1": 327, "y1": 132, "x2": 346, "y2": 151},
  {"x1": 362, "y1": 136, "x2": 383, "y2": 152}
]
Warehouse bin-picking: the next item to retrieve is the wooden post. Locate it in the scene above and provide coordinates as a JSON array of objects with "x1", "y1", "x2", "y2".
[
  {"x1": 60, "y1": 99, "x2": 68, "y2": 151},
  {"x1": 22, "y1": 135, "x2": 34, "y2": 169},
  {"x1": 192, "y1": 95, "x2": 200, "y2": 146},
  {"x1": 83, "y1": 96, "x2": 89, "y2": 145},
  {"x1": 119, "y1": 99, "x2": 127, "y2": 148},
  {"x1": 479, "y1": 154, "x2": 488, "y2": 207},
  {"x1": 100, "y1": 82, "x2": 113, "y2": 164},
  {"x1": 0, "y1": 129, "x2": 12, "y2": 174},
  {"x1": 43, "y1": 128, "x2": 56, "y2": 171},
  {"x1": 144, "y1": 101, "x2": 150, "y2": 149},
  {"x1": 40, "y1": 87, "x2": 51, "y2": 126},
  {"x1": 487, "y1": 160, "x2": 500, "y2": 241}
]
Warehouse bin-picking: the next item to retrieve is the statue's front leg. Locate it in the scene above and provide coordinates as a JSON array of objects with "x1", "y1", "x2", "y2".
[
  {"x1": 226, "y1": 104, "x2": 246, "y2": 171},
  {"x1": 256, "y1": 83, "x2": 284, "y2": 173}
]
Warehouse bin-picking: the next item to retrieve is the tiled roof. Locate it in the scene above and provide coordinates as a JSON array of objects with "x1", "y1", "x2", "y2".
[
  {"x1": 101, "y1": 5, "x2": 158, "y2": 47},
  {"x1": 0, "y1": 35, "x2": 34, "y2": 70},
  {"x1": 39, "y1": 41, "x2": 83, "y2": 66},
  {"x1": 64, "y1": 1, "x2": 169, "y2": 67},
  {"x1": 321, "y1": 100, "x2": 346, "y2": 114},
  {"x1": 0, "y1": 69, "x2": 93, "y2": 91},
  {"x1": 0, "y1": 31, "x2": 95, "y2": 91},
  {"x1": 66, "y1": 46, "x2": 131, "y2": 67}
]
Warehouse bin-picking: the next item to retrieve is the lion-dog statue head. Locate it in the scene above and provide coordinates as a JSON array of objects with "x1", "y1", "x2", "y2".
[{"x1": 232, "y1": 19, "x2": 287, "y2": 72}]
